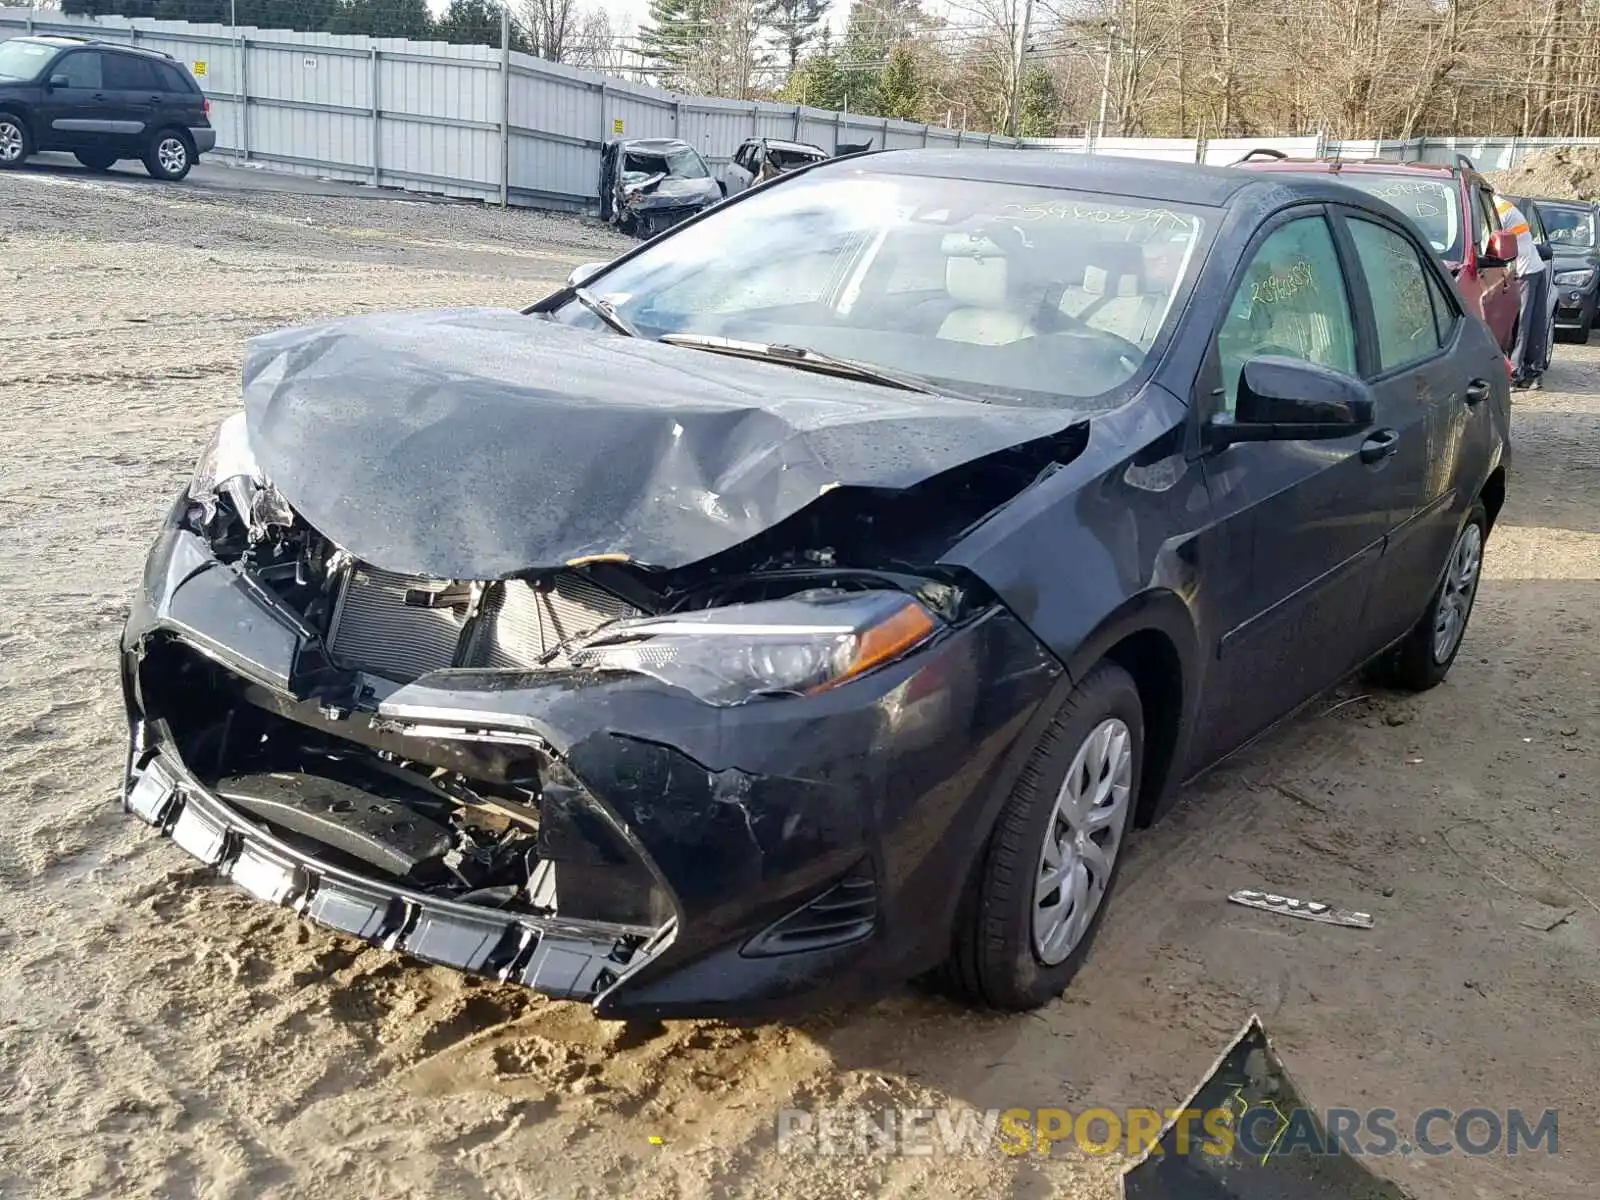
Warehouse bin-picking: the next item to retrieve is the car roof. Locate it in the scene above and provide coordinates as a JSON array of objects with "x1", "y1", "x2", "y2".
[
  {"x1": 832, "y1": 148, "x2": 1381, "y2": 209},
  {"x1": 622, "y1": 138, "x2": 693, "y2": 153},
  {"x1": 760, "y1": 139, "x2": 826, "y2": 155},
  {"x1": 1529, "y1": 196, "x2": 1593, "y2": 210},
  {"x1": 1239, "y1": 156, "x2": 1463, "y2": 178},
  {"x1": 16, "y1": 34, "x2": 177, "y2": 61}
]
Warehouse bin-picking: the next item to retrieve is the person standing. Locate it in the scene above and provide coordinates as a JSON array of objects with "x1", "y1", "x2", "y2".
[{"x1": 1495, "y1": 194, "x2": 1552, "y2": 390}]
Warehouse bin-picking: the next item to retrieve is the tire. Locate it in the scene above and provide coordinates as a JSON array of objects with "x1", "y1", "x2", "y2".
[
  {"x1": 1374, "y1": 502, "x2": 1487, "y2": 692},
  {"x1": 75, "y1": 150, "x2": 117, "y2": 172},
  {"x1": 944, "y1": 661, "x2": 1144, "y2": 1010},
  {"x1": 143, "y1": 128, "x2": 193, "y2": 181},
  {"x1": 1573, "y1": 319, "x2": 1591, "y2": 346},
  {"x1": 0, "y1": 111, "x2": 31, "y2": 169}
]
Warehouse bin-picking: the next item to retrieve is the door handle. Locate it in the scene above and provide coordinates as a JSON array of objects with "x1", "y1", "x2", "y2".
[
  {"x1": 1360, "y1": 428, "x2": 1401, "y2": 463},
  {"x1": 1464, "y1": 378, "x2": 1491, "y2": 405}
]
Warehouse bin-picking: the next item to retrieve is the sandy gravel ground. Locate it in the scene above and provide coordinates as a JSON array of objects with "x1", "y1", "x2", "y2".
[{"x1": 0, "y1": 162, "x2": 1596, "y2": 1200}]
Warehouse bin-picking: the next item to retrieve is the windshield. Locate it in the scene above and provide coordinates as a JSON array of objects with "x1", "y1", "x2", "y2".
[
  {"x1": 1536, "y1": 203, "x2": 1596, "y2": 248},
  {"x1": 622, "y1": 147, "x2": 708, "y2": 182},
  {"x1": 553, "y1": 172, "x2": 1209, "y2": 408},
  {"x1": 0, "y1": 40, "x2": 54, "y2": 82},
  {"x1": 1334, "y1": 173, "x2": 1462, "y2": 259}
]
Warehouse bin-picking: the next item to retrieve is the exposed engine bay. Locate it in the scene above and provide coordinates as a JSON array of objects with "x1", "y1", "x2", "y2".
[{"x1": 135, "y1": 403, "x2": 1083, "y2": 931}]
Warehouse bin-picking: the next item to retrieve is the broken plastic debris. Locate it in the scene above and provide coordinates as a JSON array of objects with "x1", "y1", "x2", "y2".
[
  {"x1": 1227, "y1": 889, "x2": 1374, "y2": 929},
  {"x1": 648, "y1": 1135, "x2": 665, "y2": 1145},
  {"x1": 1122, "y1": 1015, "x2": 1412, "y2": 1198}
]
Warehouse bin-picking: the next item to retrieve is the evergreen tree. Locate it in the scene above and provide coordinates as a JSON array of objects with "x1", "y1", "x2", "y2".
[
  {"x1": 637, "y1": 0, "x2": 713, "y2": 80},
  {"x1": 841, "y1": 0, "x2": 921, "y2": 68},
  {"x1": 782, "y1": 48, "x2": 845, "y2": 110},
  {"x1": 1018, "y1": 63, "x2": 1058, "y2": 137},
  {"x1": 759, "y1": 0, "x2": 828, "y2": 73},
  {"x1": 877, "y1": 42, "x2": 921, "y2": 120},
  {"x1": 434, "y1": 0, "x2": 529, "y2": 48}
]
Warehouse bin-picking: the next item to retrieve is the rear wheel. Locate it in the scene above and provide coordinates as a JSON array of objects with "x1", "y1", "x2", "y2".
[
  {"x1": 1374, "y1": 503, "x2": 1487, "y2": 692},
  {"x1": 0, "y1": 112, "x2": 30, "y2": 169},
  {"x1": 75, "y1": 150, "x2": 117, "y2": 172},
  {"x1": 143, "y1": 129, "x2": 193, "y2": 181},
  {"x1": 944, "y1": 662, "x2": 1143, "y2": 1010}
]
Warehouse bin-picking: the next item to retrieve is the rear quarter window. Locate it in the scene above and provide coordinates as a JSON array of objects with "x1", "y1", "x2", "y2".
[{"x1": 157, "y1": 62, "x2": 197, "y2": 93}]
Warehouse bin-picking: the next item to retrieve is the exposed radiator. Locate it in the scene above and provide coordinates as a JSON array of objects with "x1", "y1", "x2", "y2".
[
  {"x1": 326, "y1": 567, "x2": 469, "y2": 683},
  {"x1": 327, "y1": 566, "x2": 642, "y2": 683},
  {"x1": 467, "y1": 572, "x2": 642, "y2": 669}
]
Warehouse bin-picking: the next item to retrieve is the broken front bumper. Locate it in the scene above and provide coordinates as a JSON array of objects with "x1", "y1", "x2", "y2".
[
  {"x1": 120, "y1": 518, "x2": 1064, "y2": 1018},
  {"x1": 125, "y1": 748, "x2": 648, "y2": 999}
]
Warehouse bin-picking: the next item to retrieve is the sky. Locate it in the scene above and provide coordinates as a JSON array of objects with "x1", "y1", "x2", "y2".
[{"x1": 420, "y1": 0, "x2": 860, "y2": 45}]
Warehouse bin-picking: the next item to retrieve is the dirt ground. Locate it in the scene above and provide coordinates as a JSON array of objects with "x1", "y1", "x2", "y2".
[
  {"x1": 1487, "y1": 147, "x2": 1600, "y2": 200},
  {"x1": 0, "y1": 161, "x2": 1596, "y2": 1200}
]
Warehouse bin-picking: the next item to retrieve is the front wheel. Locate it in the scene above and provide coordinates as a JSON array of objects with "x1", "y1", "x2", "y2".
[
  {"x1": 143, "y1": 129, "x2": 193, "y2": 181},
  {"x1": 1375, "y1": 503, "x2": 1487, "y2": 692},
  {"x1": 943, "y1": 661, "x2": 1143, "y2": 1010},
  {"x1": 0, "y1": 113, "x2": 31, "y2": 169}
]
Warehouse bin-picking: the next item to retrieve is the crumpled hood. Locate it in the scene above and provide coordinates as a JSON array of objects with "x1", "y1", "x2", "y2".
[
  {"x1": 628, "y1": 175, "x2": 720, "y2": 209},
  {"x1": 242, "y1": 307, "x2": 1081, "y2": 579}
]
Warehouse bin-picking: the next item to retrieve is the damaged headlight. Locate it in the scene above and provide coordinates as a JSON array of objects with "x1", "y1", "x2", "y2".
[
  {"x1": 568, "y1": 589, "x2": 939, "y2": 705},
  {"x1": 188, "y1": 412, "x2": 293, "y2": 539}
]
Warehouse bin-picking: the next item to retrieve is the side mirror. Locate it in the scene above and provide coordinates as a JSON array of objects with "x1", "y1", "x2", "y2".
[
  {"x1": 566, "y1": 262, "x2": 606, "y2": 288},
  {"x1": 1209, "y1": 356, "x2": 1374, "y2": 448},
  {"x1": 1482, "y1": 228, "x2": 1518, "y2": 267},
  {"x1": 1537, "y1": 241, "x2": 1553, "y2": 263},
  {"x1": 48, "y1": 73, "x2": 70, "y2": 89}
]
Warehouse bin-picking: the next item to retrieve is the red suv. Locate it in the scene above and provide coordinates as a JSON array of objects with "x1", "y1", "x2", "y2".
[{"x1": 1232, "y1": 150, "x2": 1521, "y2": 357}]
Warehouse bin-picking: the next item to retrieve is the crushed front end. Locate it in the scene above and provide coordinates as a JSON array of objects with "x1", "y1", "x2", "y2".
[{"x1": 120, "y1": 415, "x2": 1066, "y2": 1018}]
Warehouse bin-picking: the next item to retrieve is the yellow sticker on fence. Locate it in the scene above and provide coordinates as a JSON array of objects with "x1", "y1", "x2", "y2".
[
  {"x1": 192, "y1": 60, "x2": 207, "y2": 77},
  {"x1": 613, "y1": 118, "x2": 624, "y2": 135}
]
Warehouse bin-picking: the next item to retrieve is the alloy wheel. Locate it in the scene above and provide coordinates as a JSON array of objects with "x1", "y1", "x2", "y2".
[
  {"x1": 1032, "y1": 717, "x2": 1134, "y2": 965},
  {"x1": 1432, "y1": 521, "x2": 1483, "y2": 664},
  {"x1": 0, "y1": 121, "x2": 23, "y2": 164},
  {"x1": 157, "y1": 136, "x2": 187, "y2": 176}
]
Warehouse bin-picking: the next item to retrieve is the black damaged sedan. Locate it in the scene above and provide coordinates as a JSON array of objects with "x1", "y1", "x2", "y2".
[{"x1": 122, "y1": 151, "x2": 1509, "y2": 1019}]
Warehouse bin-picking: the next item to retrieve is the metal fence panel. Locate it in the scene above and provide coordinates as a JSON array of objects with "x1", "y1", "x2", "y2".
[
  {"x1": 1201, "y1": 135, "x2": 1321, "y2": 164},
  {"x1": 7, "y1": 8, "x2": 1600, "y2": 211}
]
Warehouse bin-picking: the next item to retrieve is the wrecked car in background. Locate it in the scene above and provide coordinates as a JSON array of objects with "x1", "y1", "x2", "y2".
[
  {"x1": 719, "y1": 137, "x2": 828, "y2": 197},
  {"x1": 122, "y1": 150, "x2": 1509, "y2": 1020},
  {"x1": 599, "y1": 137, "x2": 720, "y2": 239}
]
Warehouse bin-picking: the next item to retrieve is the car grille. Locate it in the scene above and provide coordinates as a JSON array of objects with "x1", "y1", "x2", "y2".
[{"x1": 327, "y1": 566, "x2": 641, "y2": 683}]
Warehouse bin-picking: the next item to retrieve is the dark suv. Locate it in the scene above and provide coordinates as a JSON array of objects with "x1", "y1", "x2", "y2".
[{"x1": 0, "y1": 35, "x2": 215, "y2": 180}]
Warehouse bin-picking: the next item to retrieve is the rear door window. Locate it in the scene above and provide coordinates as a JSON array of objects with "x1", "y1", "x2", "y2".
[
  {"x1": 1348, "y1": 218, "x2": 1444, "y2": 371},
  {"x1": 104, "y1": 53, "x2": 161, "y2": 91}
]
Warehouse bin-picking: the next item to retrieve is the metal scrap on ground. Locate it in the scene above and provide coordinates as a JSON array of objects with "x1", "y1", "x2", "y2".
[{"x1": 1227, "y1": 889, "x2": 1375, "y2": 929}]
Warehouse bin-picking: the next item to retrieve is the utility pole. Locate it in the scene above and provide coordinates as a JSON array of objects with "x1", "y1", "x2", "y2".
[
  {"x1": 1095, "y1": 23, "x2": 1116, "y2": 143},
  {"x1": 1007, "y1": 0, "x2": 1035, "y2": 138},
  {"x1": 231, "y1": 0, "x2": 246, "y2": 163},
  {"x1": 499, "y1": 2, "x2": 511, "y2": 208}
]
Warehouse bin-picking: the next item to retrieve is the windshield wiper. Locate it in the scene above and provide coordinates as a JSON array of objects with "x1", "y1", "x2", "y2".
[
  {"x1": 573, "y1": 286, "x2": 639, "y2": 338},
  {"x1": 658, "y1": 333, "x2": 969, "y2": 397}
]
